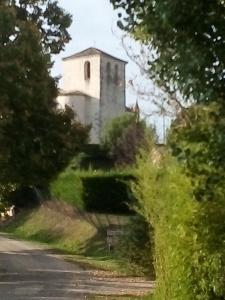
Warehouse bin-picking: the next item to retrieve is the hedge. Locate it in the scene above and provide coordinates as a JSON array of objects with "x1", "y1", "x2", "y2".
[
  {"x1": 80, "y1": 172, "x2": 135, "y2": 214},
  {"x1": 51, "y1": 170, "x2": 136, "y2": 214}
]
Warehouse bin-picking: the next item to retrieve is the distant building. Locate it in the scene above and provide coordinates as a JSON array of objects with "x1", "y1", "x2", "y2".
[{"x1": 57, "y1": 47, "x2": 127, "y2": 143}]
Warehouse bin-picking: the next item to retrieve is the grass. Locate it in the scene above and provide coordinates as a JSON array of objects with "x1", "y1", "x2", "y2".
[
  {"x1": 1, "y1": 202, "x2": 154, "y2": 299},
  {"x1": 1, "y1": 201, "x2": 138, "y2": 276},
  {"x1": 88, "y1": 295, "x2": 153, "y2": 300},
  {"x1": 50, "y1": 169, "x2": 84, "y2": 208},
  {"x1": 50, "y1": 167, "x2": 133, "y2": 210}
]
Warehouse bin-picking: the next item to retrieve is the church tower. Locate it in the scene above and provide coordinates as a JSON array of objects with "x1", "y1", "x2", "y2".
[{"x1": 57, "y1": 47, "x2": 127, "y2": 144}]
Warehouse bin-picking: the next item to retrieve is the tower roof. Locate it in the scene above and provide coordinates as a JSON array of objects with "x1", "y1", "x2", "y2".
[{"x1": 63, "y1": 47, "x2": 127, "y2": 64}]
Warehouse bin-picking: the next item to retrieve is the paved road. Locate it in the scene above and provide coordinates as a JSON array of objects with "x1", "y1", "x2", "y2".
[{"x1": 0, "y1": 234, "x2": 153, "y2": 300}]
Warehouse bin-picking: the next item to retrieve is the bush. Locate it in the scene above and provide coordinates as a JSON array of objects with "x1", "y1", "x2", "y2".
[
  {"x1": 134, "y1": 145, "x2": 225, "y2": 300},
  {"x1": 101, "y1": 113, "x2": 155, "y2": 166},
  {"x1": 80, "y1": 171, "x2": 135, "y2": 214},
  {"x1": 134, "y1": 147, "x2": 196, "y2": 300},
  {"x1": 51, "y1": 169, "x2": 135, "y2": 214},
  {"x1": 7, "y1": 186, "x2": 42, "y2": 208},
  {"x1": 117, "y1": 214, "x2": 154, "y2": 276},
  {"x1": 69, "y1": 145, "x2": 113, "y2": 170}
]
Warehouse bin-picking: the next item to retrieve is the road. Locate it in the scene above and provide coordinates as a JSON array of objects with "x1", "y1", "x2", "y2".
[{"x1": 0, "y1": 234, "x2": 153, "y2": 300}]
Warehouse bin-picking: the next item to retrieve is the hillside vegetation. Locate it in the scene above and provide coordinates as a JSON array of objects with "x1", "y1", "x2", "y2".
[{"x1": 2, "y1": 201, "x2": 138, "y2": 276}]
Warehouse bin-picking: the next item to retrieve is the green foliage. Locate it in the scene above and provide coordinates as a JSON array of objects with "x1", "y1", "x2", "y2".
[
  {"x1": 134, "y1": 146, "x2": 225, "y2": 300},
  {"x1": 117, "y1": 214, "x2": 154, "y2": 276},
  {"x1": 0, "y1": 1, "x2": 89, "y2": 192},
  {"x1": 2, "y1": 203, "x2": 139, "y2": 277},
  {"x1": 51, "y1": 169, "x2": 135, "y2": 214},
  {"x1": 80, "y1": 171, "x2": 135, "y2": 214},
  {"x1": 51, "y1": 169, "x2": 84, "y2": 209},
  {"x1": 70, "y1": 145, "x2": 113, "y2": 170},
  {"x1": 168, "y1": 102, "x2": 225, "y2": 202},
  {"x1": 0, "y1": 0, "x2": 72, "y2": 54},
  {"x1": 166, "y1": 102, "x2": 225, "y2": 299},
  {"x1": 101, "y1": 113, "x2": 153, "y2": 166},
  {"x1": 133, "y1": 150, "x2": 196, "y2": 300},
  {"x1": 111, "y1": 2, "x2": 225, "y2": 299},
  {"x1": 111, "y1": 0, "x2": 225, "y2": 102}
]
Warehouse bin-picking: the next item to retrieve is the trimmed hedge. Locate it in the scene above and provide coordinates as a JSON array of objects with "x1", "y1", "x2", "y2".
[
  {"x1": 51, "y1": 169, "x2": 136, "y2": 214},
  {"x1": 80, "y1": 172, "x2": 135, "y2": 214}
]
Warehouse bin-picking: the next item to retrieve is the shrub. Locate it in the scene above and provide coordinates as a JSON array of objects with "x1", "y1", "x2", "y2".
[
  {"x1": 7, "y1": 186, "x2": 42, "y2": 208},
  {"x1": 69, "y1": 145, "x2": 113, "y2": 170},
  {"x1": 134, "y1": 145, "x2": 225, "y2": 300},
  {"x1": 133, "y1": 147, "x2": 197, "y2": 300},
  {"x1": 80, "y1": 171, "x2": 135, "y2": 214},
  {"x1": 117, "y1": 214, "x2": 154, "y2": 276},
  {"x1": 101, "y1": 113, "x2": 155, "y2": 166},
  {"x1": 51, "y1": 169, "x2": 135, "y2": 214},
  {"x1": 168, "y1": 102, "x2": 225, "y2": 202}
]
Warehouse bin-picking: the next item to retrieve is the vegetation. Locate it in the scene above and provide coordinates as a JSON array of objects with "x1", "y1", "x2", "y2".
[
  {"x1": 168, "y1": 103, "x2": 225, "y2": 299},
  {"x1": 0, "y1": 1, "x2": 89, "y2": 202},
  {"x1": 90, "y1": 296, "x2": 152, "y2": 300},
  {"x1": 51, "y1": 169, "x2": 84, "y2": 208},
  {"x1": 168, "y1": 102, "x2": 225, "y2": 202},
  {"x1": 80, "y1": 171, "x2": 135, "y2": 214},
  {"x1": 110, "y1": 0, "x2": 225, "y2": 102},
  {"x1": 70, "y1": 145, "x2": 114, "y2": 170},
  {"x1": 133, "y1": 148, "x2": 195, "y2": 299},
  {"x1": 101, "y1": 113, "x2": 154, "y2": 166},
  {"x1": 132, "y1": 143, "x2": 225, "y2": 299},
  {"x1": 110, "y1": 1, "x2": 225, "y2": 299},
  {"x1": 51, "y1": 168, "x2": 135, "y2": 214},
  {"x1": 117, "y1": 215, "x2": 154, "y2": 277},
  {"x1": 2, "y1": 201, "x2": 140, "y2": 276}
]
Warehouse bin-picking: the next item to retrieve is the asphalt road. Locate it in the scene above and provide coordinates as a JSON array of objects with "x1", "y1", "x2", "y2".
[{"x1": 0, "y1": 234, "x2": 153, "y2": 300}]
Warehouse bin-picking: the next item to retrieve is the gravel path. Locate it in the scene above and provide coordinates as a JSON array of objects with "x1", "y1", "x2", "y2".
[{"x1": 0, "y1": 234, "x2": 154, "y2": 299}]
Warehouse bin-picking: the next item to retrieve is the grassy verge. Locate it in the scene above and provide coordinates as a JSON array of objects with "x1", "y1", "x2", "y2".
[
  {"x1": 50, "y1": 169, "x2": 84, "y2": 208},
  {"x1": 88, "y1": 295, "x2": 153, "y2": 300},
  {"x1": 0, "y1": 202, "x2": 140, "y2": 277}
]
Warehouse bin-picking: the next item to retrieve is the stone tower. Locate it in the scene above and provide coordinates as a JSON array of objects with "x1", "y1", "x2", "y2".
[{"x1": 57, "y1": 47, "x2": 127, "y2": 144}]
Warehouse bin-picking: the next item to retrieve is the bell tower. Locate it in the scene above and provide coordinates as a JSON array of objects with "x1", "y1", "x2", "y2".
[{"x1": 58, "y1": 47, "x2": 127, "y2": 143}]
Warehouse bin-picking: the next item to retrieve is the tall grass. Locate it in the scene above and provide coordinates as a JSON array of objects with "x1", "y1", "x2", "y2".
[
  {"x1": 51, "y1": 169, "x2": 83, "y2": 208},
  {"x1": 133, "y1": 149, "x2": 199, "y2": 300}
]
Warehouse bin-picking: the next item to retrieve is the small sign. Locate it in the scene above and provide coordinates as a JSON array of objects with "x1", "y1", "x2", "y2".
[{"x1": 106, "y1": 227, "x2": 127, "y2": 251}]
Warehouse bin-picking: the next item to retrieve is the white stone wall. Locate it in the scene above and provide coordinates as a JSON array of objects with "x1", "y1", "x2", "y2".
[
  {"x1": 57, "y1": 94, "x2": 100, "y2": 144},
  {"x1": 99, "y1": 55, "x2": 126, "y2": 136},
  {"x1": 62, "y1": 55, "x2": 101, "y2": 100}
]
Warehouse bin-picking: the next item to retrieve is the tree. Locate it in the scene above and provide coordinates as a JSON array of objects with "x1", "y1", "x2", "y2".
[
  {"x1": 0, "y1": 0, "x2": 72, "y2": 54},
  {"x1": 110, "y1": 2, "x2": 225, "y2": 299},
  {"x1": 110, "y1": 0, "x2": 225, "y2": 103},
  {"x1": 101, "y1": 113, "x2": 155, "y2": 166},
  {"x1": 168, "y1": 102, "x2": 225, "y2": 202},
  {"x1": 0, "y1": 1, "x2": 89, "y2": 193}
]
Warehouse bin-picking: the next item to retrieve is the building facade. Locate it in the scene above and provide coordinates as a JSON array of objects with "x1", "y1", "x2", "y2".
[{"x1": 57, "y1": 47, "x2": 127, "y2": 143}]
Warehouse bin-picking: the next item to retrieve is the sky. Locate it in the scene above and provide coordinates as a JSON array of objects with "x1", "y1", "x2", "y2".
[
  {"x1": 52, "y1": 0, "x2": 168, "y2": 141},
  {"x1": 52, "y1": 0, "x2": 132, "y2": 89}
]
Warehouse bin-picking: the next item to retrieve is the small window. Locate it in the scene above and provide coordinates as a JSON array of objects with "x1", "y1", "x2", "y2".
[
  {"x1": 114, "y1": 64, "x2": 119, "y2": 85},
  {"x1": 106, "y1": 62, "x2": 111, "y2": 84},
  {"x1": 84, "y1": 61, "x2": 91, "y2": 80}
]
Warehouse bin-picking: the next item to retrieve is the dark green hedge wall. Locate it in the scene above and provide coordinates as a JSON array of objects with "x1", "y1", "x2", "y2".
[{"x1": 80, "y1": 173, "x2": 135, "y2": 214}]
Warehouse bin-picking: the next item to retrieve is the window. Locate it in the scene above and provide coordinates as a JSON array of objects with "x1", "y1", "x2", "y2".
[
  {"x1": 84, "y1": 61, "x2": 91, "y2": 80},
  {"x1": 106, "y1": 62, "x2": 111, "y2": 84},
  {"x1": 114, "y1": 64, "x2": 119, "y2": 85}
]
